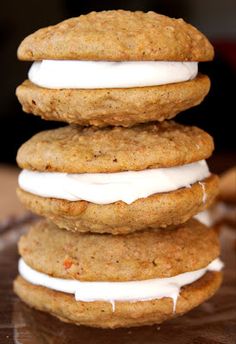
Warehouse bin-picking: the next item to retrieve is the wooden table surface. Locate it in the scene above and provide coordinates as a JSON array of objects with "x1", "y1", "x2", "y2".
[{"x1": 0, "y1": 159, "x2": 236, "y2": 343}]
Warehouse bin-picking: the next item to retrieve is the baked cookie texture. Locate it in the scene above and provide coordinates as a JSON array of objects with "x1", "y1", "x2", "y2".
[
  {"x1": 16, "y1": 122, "x2": 214, "y2": 173},
  {"x1": 14, "y1": 218, "x2": 222, "y2": 328},
  {"x1": 14, "y1": 272, "x2": 222, "y2": 328},
  {"x1": 17, "y1": 175, "x2": 219, "y2": 234},
  {"x1": 17, "y1": 11, "x2": 214, "y2": 61},
  {"x1": 16, "y1": 11, "x2": 213, "y2": 127},
  {"x1": 18, "y1": 219, "x2": 220, "y2": 281},
  {"x1": 16, "y1": 75, "x2": 210, "y2": 127},
  {"x1": 15, "y1": 9, "x2": 221, "y2": 327}
]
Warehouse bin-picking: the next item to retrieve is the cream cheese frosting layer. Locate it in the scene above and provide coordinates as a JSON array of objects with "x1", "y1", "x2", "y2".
[
  {"x1": 28, "y1": 60, "x2": 198, "y2": 89},
  {"x1": 18, "y1": 160, "x2": 210, "y2": 205},
  {"x1": 19, "y1": 258, "x2": 223, "y2": 312},
  {"x1": 194, "y1": 211, "x2": 213, "y2": 227}
]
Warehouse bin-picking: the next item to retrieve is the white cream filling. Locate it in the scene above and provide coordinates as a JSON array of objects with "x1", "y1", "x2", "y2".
[
  {"x1": 18, "y1": 160, "x2": 210, "y2": 205},
  {"x1": 194, "y1": 210, "x2": 213, "y2": 227},
  {"x1": 28, "y1": 60, "x2": 198, "y2": 89},
  {"x1": 19, "y1": 258, "x2": 223, "y2": 312}
]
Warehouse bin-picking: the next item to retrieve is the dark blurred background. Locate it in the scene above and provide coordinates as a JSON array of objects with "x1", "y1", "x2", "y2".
[{"x1": 0, "y1": 0, "x2": 236, "y2": 166}]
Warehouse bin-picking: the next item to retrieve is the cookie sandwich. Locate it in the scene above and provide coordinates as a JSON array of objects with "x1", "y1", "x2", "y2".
[
  {"x1": 17, "y1": 122, "x2": 219, "y2": 234},
  {"x1": 16, "y1": 10, "x2": 213, "y2": 127},
  {"x1": 14, "y1": 219, "x2": 223, "y2": 328}
]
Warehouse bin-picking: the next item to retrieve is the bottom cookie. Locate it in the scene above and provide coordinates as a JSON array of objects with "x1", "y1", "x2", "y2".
[{"x1": 14, "y1": 272, "x2": 222, "y2": 329}]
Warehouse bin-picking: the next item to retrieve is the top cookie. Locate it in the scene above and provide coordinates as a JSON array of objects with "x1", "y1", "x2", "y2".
[
  {"x1": 16, "y1": 122, "x2": 214, "y2": 173},
  {"x1": 17, "y1": 10, "x2": 213, "y2": 62},
  {"x1": 19, "y1": 219, "x2": 220, "y2": 281}
]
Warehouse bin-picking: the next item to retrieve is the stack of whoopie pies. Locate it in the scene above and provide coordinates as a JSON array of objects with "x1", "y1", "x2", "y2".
[{"x1": 14, "y1": 10, "x2": 223, "y2": 328}]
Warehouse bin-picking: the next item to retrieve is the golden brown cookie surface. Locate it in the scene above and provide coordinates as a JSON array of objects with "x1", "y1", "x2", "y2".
[
  {"x1": 17, "y1": 175, "x2": 219, "y2": 234},
  {"x1": 16, "y1": 75, "x2": 210, "y2": 127},
  {"x1": 18, "y1": 219, "x2": 220, "y2": 281},
  {"x1": 17, "y1": 122, "x2": 214, "y2": 173},
  {"x1": 17, "y1": 11, "x2": 214, "y2": 62},
  {"x1": 14, "y1": 272, "x2": 222, "y2": 328}
]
